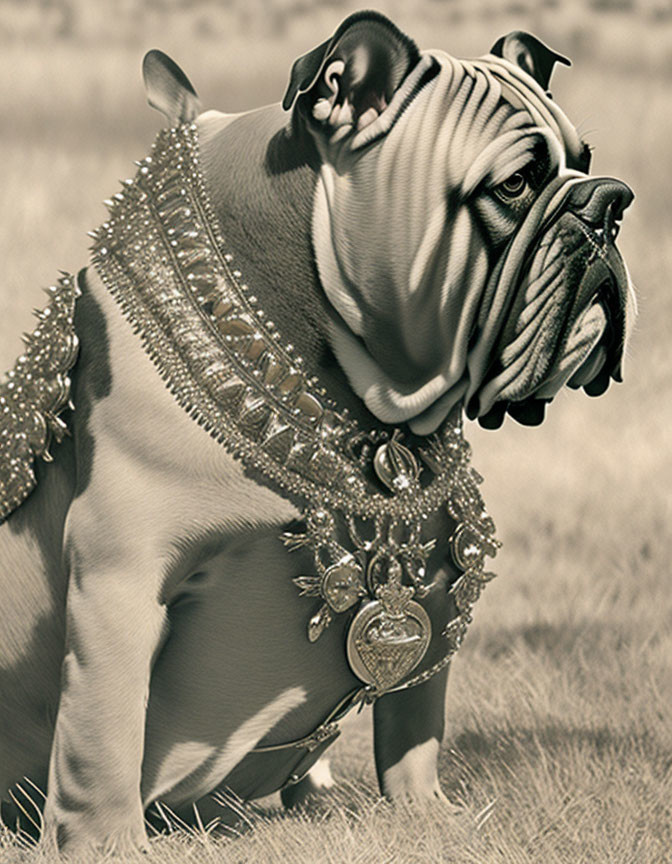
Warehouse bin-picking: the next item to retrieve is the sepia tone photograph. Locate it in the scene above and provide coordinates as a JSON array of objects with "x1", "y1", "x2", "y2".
[{"x1": 0, "y1": 0, "x2": 669, "y2": 861}]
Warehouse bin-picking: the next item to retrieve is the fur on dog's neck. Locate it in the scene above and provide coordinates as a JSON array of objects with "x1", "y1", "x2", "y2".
[{"x1": 198, "y1": 105, "x2": 389, "y2": 430}]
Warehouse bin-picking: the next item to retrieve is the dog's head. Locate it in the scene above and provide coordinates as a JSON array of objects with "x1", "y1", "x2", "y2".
[
  {"x1": 283, "y1": 12, "x2": 635, "y2": 432},
  {"x1": 143, "y1": 11, "x2": 635, "y2": 435}
]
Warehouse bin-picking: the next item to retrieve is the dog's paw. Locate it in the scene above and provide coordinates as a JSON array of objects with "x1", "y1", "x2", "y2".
[
  {"x1": 381, "y1": 739, "x2": 459, "y2": 812},
  {"x1": 388, "y1": 785, "x2": 462, "y2": 815},
  {"x1": 42, "y1": 808, "x2": 150, "y2": 857}
]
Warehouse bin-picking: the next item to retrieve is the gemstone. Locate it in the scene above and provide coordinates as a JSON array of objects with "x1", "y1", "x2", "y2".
[{"x1": 321, "y1": 557, "x2": 365, "y2": 613}]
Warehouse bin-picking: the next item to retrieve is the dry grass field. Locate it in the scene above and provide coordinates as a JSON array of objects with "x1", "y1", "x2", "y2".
[{"x1": 0, "y1": 1, "x2": 671, "y2": 862}]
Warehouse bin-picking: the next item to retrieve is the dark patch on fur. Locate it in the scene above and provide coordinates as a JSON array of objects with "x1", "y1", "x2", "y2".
[
  {"x1": 265, "y1": 119, "x2": 321, "y2": 176},
  {"x1": 71, "y1": 268, "x2": 112, "y2": 497}
]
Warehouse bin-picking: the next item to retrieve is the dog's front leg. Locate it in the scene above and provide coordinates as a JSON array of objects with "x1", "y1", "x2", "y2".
[
  {"x1": 373, "y1": 667, "x2": 454, "y2": 806},
  {"x1": 42, "y1": 498, "x2": 167, "y2": 855}
]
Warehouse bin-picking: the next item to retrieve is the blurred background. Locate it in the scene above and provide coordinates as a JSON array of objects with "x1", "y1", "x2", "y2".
[{"x1": 0, "y1": 3, "x2": 670, "y2": 857}]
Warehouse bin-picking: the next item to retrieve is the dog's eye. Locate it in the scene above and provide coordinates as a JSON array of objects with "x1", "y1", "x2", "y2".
[{"x1": 495, "y1": 172, "x2": 528, "y2": 201}]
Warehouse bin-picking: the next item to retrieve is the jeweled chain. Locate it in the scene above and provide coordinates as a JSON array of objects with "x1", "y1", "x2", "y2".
[
  {"x1": 90, "y1": 123, "x2": 500, "y2": 690},
  {"x1": 285, "y1": 418, "x2": 500, "y2": 685}
]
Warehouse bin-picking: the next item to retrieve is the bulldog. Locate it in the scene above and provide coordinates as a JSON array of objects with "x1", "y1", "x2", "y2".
[{"x1": 0, "y1": 11, "x2": 634, "y2": 855}]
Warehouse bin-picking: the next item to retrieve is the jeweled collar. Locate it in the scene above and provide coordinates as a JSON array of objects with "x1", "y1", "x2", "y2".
[{"x1": 85, "y1": 122, "x2": 501, "y2": 696}]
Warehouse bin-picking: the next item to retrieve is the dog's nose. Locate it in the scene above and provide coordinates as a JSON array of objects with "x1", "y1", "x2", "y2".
[{"x1": 567, "y1": 177, "x2": 634, "y2": 231}]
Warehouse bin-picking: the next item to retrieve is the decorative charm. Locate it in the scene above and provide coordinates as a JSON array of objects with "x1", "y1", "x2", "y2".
[
  {"x1": 307, "y1": 605, "x2": 332, "y2": 643},
  {"x1": 0, "y1": 273, "x2": 79, "y2": 521},
  {"x1": 346, "y1": 561, "x2": 431, "y2": 691},
  {"x1": 321, "y1": 556, "x2": 367, "y2": 613},
  {"x1": 373, "y1": 432, "x2": 420, "y2": 492}
]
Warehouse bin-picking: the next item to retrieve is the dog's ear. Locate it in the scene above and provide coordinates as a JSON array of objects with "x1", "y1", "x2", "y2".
[
  {"x1": 143, "y1": 50, "x2": 201, "y2": 126},
  {"x1": 490, "y1": 31, "x2": 570, "y2": 91},
  {"x1": 283, "y1": 11, "x2": 420, "y2": 139}
]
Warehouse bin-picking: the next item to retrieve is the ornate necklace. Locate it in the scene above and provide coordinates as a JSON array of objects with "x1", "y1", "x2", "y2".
[
  {"x1": 91, "y1": 122, "x2": 500, "y2": 697},
  {"x1": 1, "y1": 123, "x2": 500, "y2": 707}
]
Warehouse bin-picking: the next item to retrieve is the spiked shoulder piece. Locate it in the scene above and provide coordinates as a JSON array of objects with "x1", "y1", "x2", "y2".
[{"x1": 0, "y1": 274, "x2": 79, "y2": 521}]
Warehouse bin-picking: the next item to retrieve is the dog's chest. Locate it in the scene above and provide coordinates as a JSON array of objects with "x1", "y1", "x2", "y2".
[{"x1": 77, "y1": 267, "x2": 300, "y2": 553}]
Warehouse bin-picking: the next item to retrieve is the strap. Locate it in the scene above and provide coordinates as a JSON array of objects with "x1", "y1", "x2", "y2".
[{"x1": 251, "y1": 686, "x2": 367, "y2": 755}]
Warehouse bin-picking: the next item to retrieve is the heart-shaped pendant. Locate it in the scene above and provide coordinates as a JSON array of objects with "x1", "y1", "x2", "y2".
[{"x1": 346, "y1": 599, "x2": 431, "y2": 691}]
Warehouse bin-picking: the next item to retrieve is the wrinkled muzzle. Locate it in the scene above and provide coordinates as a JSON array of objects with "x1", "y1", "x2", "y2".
[{"x1": 471, "y1": 176, "x2": 635, "y2": 428}]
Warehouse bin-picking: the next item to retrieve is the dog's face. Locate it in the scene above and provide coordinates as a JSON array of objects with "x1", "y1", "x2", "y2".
[
  {"x1": 285, "y1": 13, "x2": 635, "y2": 432},
  {"x1": 450, "y1": 49, "x2": 635, "y2": 429}
]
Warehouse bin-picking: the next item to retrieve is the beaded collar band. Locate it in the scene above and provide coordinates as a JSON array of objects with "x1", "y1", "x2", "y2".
[{"x1": 2, "y1": 123, "x2": 500, "y2": 699}]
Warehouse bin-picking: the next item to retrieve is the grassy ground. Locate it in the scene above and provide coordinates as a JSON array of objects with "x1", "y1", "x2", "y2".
[{"x1": 1, "y1": 3, "x2": 671, "y2": 862}]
